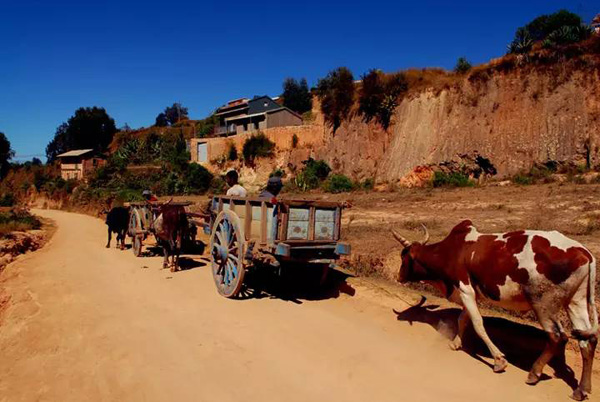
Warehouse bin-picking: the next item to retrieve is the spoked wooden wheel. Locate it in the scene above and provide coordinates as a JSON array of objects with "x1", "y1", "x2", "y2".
[
  {"x1": 129, "y1": 209, "x2": 144, "y2": 257},
  {"x1": 210, "y1": 210, "x2": 245, "y2": 298}
]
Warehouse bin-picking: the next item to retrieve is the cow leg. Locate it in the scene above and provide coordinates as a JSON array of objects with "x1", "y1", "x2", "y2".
[
  {"x1": 526, "y1": 319, "x2": 567, "y2": 386},
  {"x1": 169, "y1": 239, "x2": 177, "y2": 272},
  {"x1": 450, "y1": 308, "x2": 470, "y2": 351},
  {"x1": 106, "y1": 228, "x2": 112, "y2": 248},
  {"x1": 163, "y1": 244, "x2": 170, "y2": 270},
  {"x1": 459, "y1": 284, "x2": 507, "y2": 372},
  {"x1": 121, "y1": 231, "x2": 126, "y2": 250},
  {"x1": 568, "y1": 296, "x2": 597, "y2": 400}
]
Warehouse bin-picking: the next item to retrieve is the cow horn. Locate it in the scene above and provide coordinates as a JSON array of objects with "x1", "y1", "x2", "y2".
[
  {"x1": 413, "y1": 295, "x2": 427, "y2": 307},
  {"x1": 391, "y1": 229, "x2": 412, "y2": 248},
  {"x1": 420, "y1": 224, "x2": 430, "y2": 245}
]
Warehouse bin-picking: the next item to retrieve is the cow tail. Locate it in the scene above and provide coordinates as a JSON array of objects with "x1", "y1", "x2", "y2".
[
  {"x1": 573, "y1": 257, "x2": 598, "y2": 340},
  {"x1": 588, "y1": 257, "x2": 598, "y2": 336}
]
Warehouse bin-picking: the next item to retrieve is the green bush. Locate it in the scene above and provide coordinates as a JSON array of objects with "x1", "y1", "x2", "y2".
[
  {"x1": 324, "y1": 174, "x2": 354, "y2": 193},
  {"x1": 359, "y1": 178, "x2": 375, "y2": 190},
  {"x1": 454, "y1": 57, "x2": 472, "y2": 74},
  {"x1": 513, "y1": 174, "x2": 534, "y2": 185},
  {"x1": 242, "y1": 132, "x2": 275, "y2": 162},
  {"x1": 512, "y1": 165, "x2": 553, "y2": 185},
  {"x1": 432, "y1": 171, "x2": 474, "y2": 188}
]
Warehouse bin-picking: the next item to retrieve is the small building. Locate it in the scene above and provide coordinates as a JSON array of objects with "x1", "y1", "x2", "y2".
[
  {"x1": 214, "y1": 95, "x2": 302, "y2": 136},
  {"x1": 593, "y1": 14, "x2": 600, "y2": 34},
  {"x1": 56, "y1": 149, "x2": 106, "y2": 180}
]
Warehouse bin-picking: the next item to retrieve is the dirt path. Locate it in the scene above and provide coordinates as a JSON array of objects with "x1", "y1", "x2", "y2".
[{"x1": 0, "y1": 209, "x2": 594, "y2": 402}]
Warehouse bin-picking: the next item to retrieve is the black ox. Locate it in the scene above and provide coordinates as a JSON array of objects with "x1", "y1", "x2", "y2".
[{"x1": 105, "y1": 206, "x2": 129, "y2": 250}]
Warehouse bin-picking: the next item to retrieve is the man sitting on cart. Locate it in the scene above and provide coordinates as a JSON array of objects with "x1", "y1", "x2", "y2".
[{"x1": 259, "y1": 176, "x2": 283, "y2": 200}]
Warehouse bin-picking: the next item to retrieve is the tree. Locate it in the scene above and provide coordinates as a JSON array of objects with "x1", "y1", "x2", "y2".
[
  {"x1": 155, "y1": 113, "x2": 168, "y2": 127},
  {"x1": 45, "y1": 107, "x2": 117, "y2": 161},
  {"x1": 454, "y1": 57, "x2": 472, "y2": 74},
  {"x1": 282, "y1": 78, "x2": 312, "y2": 114},
  {"x1": 315, "y1": 67, "x2": 355, "y2": 132},
  {"x1": 155, "y1": 103, "x2": 189, "y2": 127},
  {"x1": 358, "y1": 70, "x2": 407, "y2": 130},
  {"x1": 0, "y1": 132, "x2": 14, "y2": 179},
  {"x1": 507, "y1": 9, "x2": 588, "y2": 54}
]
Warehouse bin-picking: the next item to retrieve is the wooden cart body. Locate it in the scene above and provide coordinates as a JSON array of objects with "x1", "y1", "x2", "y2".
[{"x1": 207, "y1": 196, "x2": 351, "y2": 297}]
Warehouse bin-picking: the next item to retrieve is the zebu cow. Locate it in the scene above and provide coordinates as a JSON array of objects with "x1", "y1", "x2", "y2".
[
  {"x1": 105, "y1": 206, "x2": 129, "y2": 250},
  {"x1": 392, "y1": 220, "x2": 598, "y2": 401},
  {"x1": 153, "y1": 204, "x2": 189, "y2": 272}
]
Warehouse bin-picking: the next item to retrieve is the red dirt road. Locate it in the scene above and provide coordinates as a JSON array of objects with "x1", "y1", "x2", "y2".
[{"x1": 0, "y1": 210, "x2": 595, "y2": 401}]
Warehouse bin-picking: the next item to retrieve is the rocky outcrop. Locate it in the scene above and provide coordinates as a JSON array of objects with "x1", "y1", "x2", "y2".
[
  {"x1": 315, "y1": 61, "x2": 600, "y2": 184},
  {"x1": 0, "y1": 231, "x2": 45, "y2": 271}
]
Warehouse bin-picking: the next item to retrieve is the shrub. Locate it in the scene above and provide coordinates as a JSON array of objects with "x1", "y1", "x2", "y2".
[
  {"x1": 227, "y1": 143, "x2": 238, "y2": 161},
  {"x1": 432, "y1": 171, "x2": 474, "y2": 188},
  {"x1": 293, "y1": 158, "x2": 332, "y2": 191},
  {"x1": 0, "y1": 209, "x2": 42, "y2": 237},
  {"x1": 0, "y1": 193, "x2": 15, "y2": 207},
  {"x1": 454, "y1": 57, "x2": 472, "y2": 74},
  {"x1": 291, "y1": 134, "x2": 299, "y2": 148},
  {"x1": 512, "y1": 165, "x2": 554, "y2": 185},
  {"x1": 360, "y1": 178, "x2": 375, "y2": 190},
  {"x1": 324, "y1": 174, "x2": 354, "y2": 193},
  {"x1": 513, "y1": 174, "x2": 534, "y2": 185},
  {"x1": 242, "y1": 132, "x2": 275, "y2": 162},
  {"x1": 358, "y1": 70, "x2": 407, "y2": 130},
  {"x1": 315, "y1": 67, "x2": 355, "y2": 132}
]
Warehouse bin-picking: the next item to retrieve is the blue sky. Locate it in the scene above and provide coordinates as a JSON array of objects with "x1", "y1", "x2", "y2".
[{"x1": 1, "y1": 0, "x2": 597, "y2": 161}]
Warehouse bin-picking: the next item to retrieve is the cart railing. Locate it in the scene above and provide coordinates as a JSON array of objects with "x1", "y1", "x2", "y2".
[{"x1": 210, "y1": 196, "x2": 344, "y2": 247}]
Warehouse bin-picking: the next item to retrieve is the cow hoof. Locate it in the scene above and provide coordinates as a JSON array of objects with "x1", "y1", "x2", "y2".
[
  {"x1": 493, "y1": 357, "x2": 507, "y2": 373},
  {"x1": 105, "y1": 245, "x2": 110, "y2": 249},
  {"x1": 449, "y1": 339, "x2": 462, "y2": 351},
  {"x1": 525, "y1": 372, "x2": 540, "y2": 385},
  {"x1": 571, "y1": 389, "x2": 588, "y2": 401}
]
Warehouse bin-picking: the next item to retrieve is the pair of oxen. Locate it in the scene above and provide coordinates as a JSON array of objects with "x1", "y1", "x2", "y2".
[{"x1": 104, "y1": 203, "x2": 190, "y2": 272}]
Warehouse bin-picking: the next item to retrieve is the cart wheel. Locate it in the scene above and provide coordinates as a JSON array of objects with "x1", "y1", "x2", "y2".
[
  {"x1": 210, "y1": 210, "x2": 245, "y2": 298},
  {"x1": 133, "y1": 235, "x2": 142, "y2": 257},
  {"x1": 129, "y1": 209, "x2": 144, "y2": 256}
]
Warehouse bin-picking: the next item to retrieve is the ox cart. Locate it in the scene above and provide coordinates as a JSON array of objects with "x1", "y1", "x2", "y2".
[
  {"x1": 206, "y1": 196, "x2": 351, "y2": 298},
  {"x1": 127, "y1": 201, "x2": 195, "y2": 257}
]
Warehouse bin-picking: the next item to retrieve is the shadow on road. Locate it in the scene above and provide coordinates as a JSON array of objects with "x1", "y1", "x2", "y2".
[
  {"x1": 393, "y1": 299, "x2": 578, "y2": 392},
  {"x1": 238, "y1": 265, "x2": 356, "y2": 304}
]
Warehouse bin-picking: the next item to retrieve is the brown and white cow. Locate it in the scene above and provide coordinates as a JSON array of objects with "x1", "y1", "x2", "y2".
[{"x1": 392, "y1": 220, "x2": 598, "y2": 401}]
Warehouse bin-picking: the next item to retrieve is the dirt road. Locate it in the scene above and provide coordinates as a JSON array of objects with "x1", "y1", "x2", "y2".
[{"x1": 0, "y1": 210, "x2": 593, "y2": 401}]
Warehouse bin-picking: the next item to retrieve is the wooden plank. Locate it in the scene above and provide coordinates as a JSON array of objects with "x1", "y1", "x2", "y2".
[
  {"x1": 260, "y1": 201, "x2": 267, "y2": 244},
  {"x1": 245, "y1": 201, "x2": 251, "y2": 240},
  {"x1": 308, "y1": 206, "x2": 315, "y2": 241},
  {"x1": 280, "y1": 205, "x2": 289, "y2": 241},
  {"x1": 334, "y1": 207, "x2": 341, "y2": 240}
]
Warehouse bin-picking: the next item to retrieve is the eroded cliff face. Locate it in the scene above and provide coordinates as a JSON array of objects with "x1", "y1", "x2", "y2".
[{"x1": 316, "y1": 66, "x2": 600, "y2": 182}]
